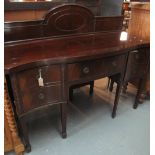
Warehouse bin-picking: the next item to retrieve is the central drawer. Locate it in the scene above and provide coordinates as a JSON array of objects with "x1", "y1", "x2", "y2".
[
  {"x1": 16, "y1": 65, "x2": 62, "y2": 114},
  {"x1": 68, "y1": 55, "x2": 126, "y2": 82}
]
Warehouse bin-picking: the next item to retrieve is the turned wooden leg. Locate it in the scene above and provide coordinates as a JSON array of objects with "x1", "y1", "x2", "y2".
[
  {"x1": 133, "y1": 78, "x2": 145, "y2": 109},
  {"x1": 89, "y1": 81, "x2": 94, "y2": 95},
  {"x1": 145, "y1": 91, "x2": 150, "y2": 100},
  {"x1": 60, "y1": 103, "x2": 67, "y2": 138},
  {"x1": 19, "y1": 119, "x2": 31, "y2": 153},
  {"x1": 4, "y1": 82, "x2": 25, "y2": 155},
  {"x1": 112, "y1": 81, "x2": 122, "y2": 118}
]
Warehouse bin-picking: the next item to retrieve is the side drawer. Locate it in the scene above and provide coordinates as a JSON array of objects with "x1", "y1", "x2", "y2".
[
  {"x1": 93, "y1": 55, "x2": 126, "y2": 77},
  {"x1": 16, "y1": 65, "x2": 62, "y2": 114},
  {"x1": 17, "y1": 65, "x2": 61, "y2": 88},
  {"x1": 18, "y1": 84, "x2": 62, "y2": 113}
]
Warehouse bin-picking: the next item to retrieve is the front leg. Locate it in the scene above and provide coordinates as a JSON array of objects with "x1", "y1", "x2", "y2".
[
  {"x1": 19, "y1": 119, "x2": 31, "y2": 153},
  {"x1": 89, "y1": 81, "x2": 94, "y2": 95},
  {"x1": 60, "y1": 103, "x2": 67, "y2": 138},
  {"x1": 133, "y1": 78, "x2": 145, "y2": 109},
  {"x1": 112, "y1": 75, "x2": 123, "y2": 118}
]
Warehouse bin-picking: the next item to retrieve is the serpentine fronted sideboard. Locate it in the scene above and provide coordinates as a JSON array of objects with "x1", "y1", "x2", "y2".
[{"x1": 4, "y1": 4, "x2": 150, "y2": 153}]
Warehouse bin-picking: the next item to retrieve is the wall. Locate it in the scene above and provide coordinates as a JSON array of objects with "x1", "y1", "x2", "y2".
[{"x1": 101, "y1": 0, "x2": 124, "y2": 16}]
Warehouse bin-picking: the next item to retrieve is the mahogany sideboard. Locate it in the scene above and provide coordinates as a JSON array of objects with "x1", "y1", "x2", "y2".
[{"x1": 4, "y1": 4, "x2": 150, "y2": 153}]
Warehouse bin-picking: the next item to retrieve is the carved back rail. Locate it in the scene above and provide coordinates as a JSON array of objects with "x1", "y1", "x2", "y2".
[{"x1": 4, "y1": 4, "x2": 123, "y2": 43}]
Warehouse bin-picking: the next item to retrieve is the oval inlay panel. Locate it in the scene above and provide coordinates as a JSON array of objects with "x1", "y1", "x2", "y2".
[{"x1": 54, "y1": 13, "x2": 85, "y2": 31}]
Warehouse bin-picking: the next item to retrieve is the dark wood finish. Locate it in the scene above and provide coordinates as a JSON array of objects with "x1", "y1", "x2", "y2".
[
  {"x1": 124, "y1": 48, "x2": 149, "y2": 82},
  {"x1": 95, "y1": 16, "x2": 123, "y2": 32},
  {"x1": 5, "y1": 10, "x2": 48, "y2": 22},
  {"x1": 68, "y1": 55, "x2": 126, "y2": 82},
  {"x1": 4, "y1": 4, "x2": 150, "y2": 152},
  {"x1": 42, "y1": 4, "x2": 95, "y2": 37},
  {"x1": 4, "y1": 6, "x2": 123, "y2": 42},
  {"x1": 128, "y1": 3, "x2": 150, "y2": 96},
  {"x1": 109, "y1": 47, "x2": 150, "y2": 106},
  {"x1": 16, "y1": 65, "x2": 62, "y2": 114},
  {"x1": 4, "y1": 4, "x2": 123, "y2": 105},
  {"x1": 109, "y1": 2, "x2": 150, "y2": 100}
]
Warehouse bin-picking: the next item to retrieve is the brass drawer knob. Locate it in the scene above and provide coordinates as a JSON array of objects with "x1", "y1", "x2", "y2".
[
  {"x1": 135, "y1": 54, "x2": 140, "y2": 60},
  {"x1": 133, "y1": 70, "x2": 137, "y2": 74},
  {"x1": 38, "y1": 93, "x2": 45, "y2": 100},
  {"x1": 83, "y1": 67, "x2": 90, "y2": 74},
  {"x1": 112, "y1": 61, "x2": 117, "y2": 67}
]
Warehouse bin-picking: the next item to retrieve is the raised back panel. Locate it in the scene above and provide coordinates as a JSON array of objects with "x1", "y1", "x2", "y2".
[
  {"x1": 42, "y1": 4, "x2": 95, "y2": 36},
  {"x1": 95, "y1": 16, "x2": 123, "y2": 32},
  {"x1": 4, "y1": 20, "x2": 44, "y2": 42},
  {"x1": 4, "y1": 4, "x2": 123, "y2": 43}
]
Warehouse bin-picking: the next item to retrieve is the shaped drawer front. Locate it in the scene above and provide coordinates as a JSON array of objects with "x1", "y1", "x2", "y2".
[
  {"x1": 17, "y1": 65, "x2": 61, "y2": 87},
  {"x1": 16, "y1": 65, "x2": 62, "y2": 113}
]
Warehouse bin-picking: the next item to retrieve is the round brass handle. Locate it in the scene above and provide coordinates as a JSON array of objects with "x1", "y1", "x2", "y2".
[
  {"x1": 83, "y1": 67, "x2": 90, "y2": 74},
  {"x1": 112, "y1": 61, "x2": 117, "y2": 67},
  {"x1": 133, "y1": 70, "x2": 137, "y2": 75},
  {"x1": 135, "y1": 54, "x2": 140, "y2": 60},
  {"x1": 38, "y1": 93, "x2": 45, "y2": 100}
]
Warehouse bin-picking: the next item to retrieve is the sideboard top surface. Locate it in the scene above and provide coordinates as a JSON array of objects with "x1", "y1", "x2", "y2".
[{"x1": 4, "y1": 31, "x2": 149, "y2": 73}]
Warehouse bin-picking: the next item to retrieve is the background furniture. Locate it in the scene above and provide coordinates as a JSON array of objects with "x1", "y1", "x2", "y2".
[
  {"x1": 128, "y1": 2, "x2": 150, "y2": 98},
  {"x1": 122, "y1": 1, "x2": 131, "y2": 31},
  {"x1": 109, "y1": 2, "x2": 150, "y2": 102},
  {"x1": 128, "y1": 2, "x2": 150, "y2": 41},
  {"x1": 4, "y1": 81, "x2": 25, "y2": 155}
]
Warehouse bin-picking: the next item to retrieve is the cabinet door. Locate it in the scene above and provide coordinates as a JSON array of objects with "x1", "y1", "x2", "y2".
[{"x1": 124, "y1": 48, "x2": 149, "y2": 82}]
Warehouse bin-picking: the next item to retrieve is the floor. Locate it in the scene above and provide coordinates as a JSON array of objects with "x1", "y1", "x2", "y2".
[{"x1": 6, "y1": 78, "x2": 150, "y2": 155}]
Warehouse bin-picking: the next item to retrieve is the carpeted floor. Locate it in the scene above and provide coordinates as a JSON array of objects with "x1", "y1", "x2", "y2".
[{"x1": 5, "y1": 78, "x2": 150, "y2": 155}]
